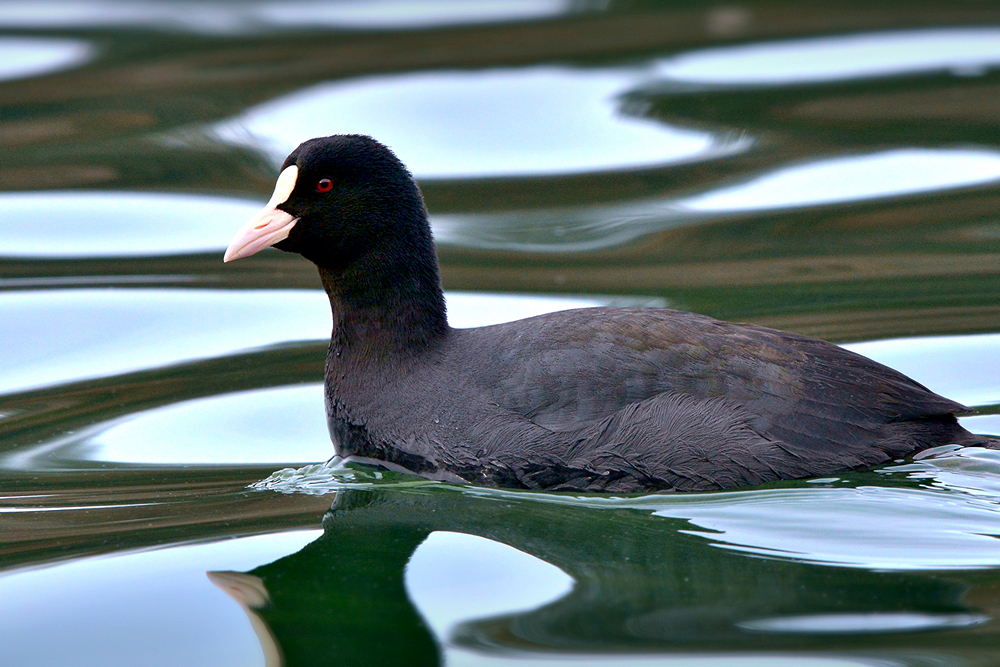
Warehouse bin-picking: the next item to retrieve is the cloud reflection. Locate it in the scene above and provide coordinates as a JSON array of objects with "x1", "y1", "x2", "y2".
[
  {"x1": 213, "y1": 67, "x2": 742, "y2": 179},
  {"x1": 0, "y1": 191, "x2": 263, "y2": 258},
  {"x1": 0, "y1": 36, "x2": 92, "y2": 81},
  {"x1": 0, "y1": 0, "x2": 572, "y2": 33},
  {"x1": 431, "y1": 198, "x2": 696, "y2": 252},
  {"x1": 255, "y1": 0, "x2": 570, "y2": 30},
  {"x1": 0, "y1": 530, "x2": 320, "y2": 667},
  {"x1": 0, "y1": 289, "x2": 331, "y2": 394},
  {"x1": 738, "y1": 612, "x2": 988, "y2": 634},
  {"x1": 8, "y1": 144, "x2": 997, "y2": 261},
  {"x1": 846, "y1": 333, "x2": 1000, "y2": 409},
  {"x1": 406, "y1": 531, "x2": 573, "y2": 643},
  {"x1": 86, "y1": 385, "x2": 331, "y2": 465},
  {"x1": 681, "y1": 148, "x2": 1000, "y2": 213},
  {"x1": 445, "y1": 654, "x2": 882, "y2": 667},
  {"x1": 655, "y1": 28, "x2": 1000, "y2": 86},
  {"x1": 655, "y1": 485, "x2": 1000, "y2": 570},
  {"x1": 435, "y1": 148, "x2": 1000, "y2": 252}
]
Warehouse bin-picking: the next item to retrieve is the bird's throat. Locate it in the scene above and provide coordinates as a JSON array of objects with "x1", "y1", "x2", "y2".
[{"x1": 318, "y1": 255, "x2": 449, "y2": 364}]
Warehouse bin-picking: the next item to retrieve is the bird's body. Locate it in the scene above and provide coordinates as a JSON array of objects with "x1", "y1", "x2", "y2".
[
  {"x1": 322, "y1": 305, "x2": 980, "y2": 492},
  {"x1": 225, "y1": 134, "x2": 992, "y2": 492}
]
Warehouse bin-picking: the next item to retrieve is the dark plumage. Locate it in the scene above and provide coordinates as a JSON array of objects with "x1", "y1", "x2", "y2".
[{"x1": 225, "y1": 134, "x2": 993, "y2": 492}]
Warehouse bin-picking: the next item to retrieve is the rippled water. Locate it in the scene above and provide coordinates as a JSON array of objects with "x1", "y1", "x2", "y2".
[{"x1": 3, "y1": 2, "x2": 1000, "y2": 666}]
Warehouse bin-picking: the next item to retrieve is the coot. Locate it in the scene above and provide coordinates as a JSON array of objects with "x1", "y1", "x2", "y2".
[{"x1": 225, "y1": 134, "x2": 992, "y2": 492}]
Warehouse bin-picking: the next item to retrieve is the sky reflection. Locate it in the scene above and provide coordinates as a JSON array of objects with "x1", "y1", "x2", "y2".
[
  {"x1": 682, "y1": 148, "x2": 1000, "y2": 213},
  {"x1": 431, "y1": 199, "x2": 696, "y2": 252},
  {"x1": 0, "y1": 289, "x2": 330, "y2": 394},
  {"x1": 255, "y1": 0, "x2": 570, "y2": 30},
  {"x1": 0, "y1": 191, "x2": 262, "y2": 257},
  {"x1": 6, "y1": 144, "x2": 997, "y2": 261},
  {"x1": 655, "y1": 28, "x2": 1000, "y2": 86},
  {"x1": 406, "y1": 531, "x2": 573, "y2": 644},
  {"x1": 0, "y1": 0, "x2": 569, "y2": 32},
  {"x1": 447, "y1": 654, "x2": 880, "y2": 667},
  {"x1": 214, "y1": 67, "x2": 742, "y2": 179},
  {"x1": 435, "y1": 147, "x2": 1000, "y2": 251},
  {"x1": 0, "y1": 530, "x2": 320, "y2": 667},
  {"x1": 0, "y1": 36, "x2": 92, "y2": 81},
  {"x1": 655, "y1": 486, "x2": 1000, "y2": 570},
  {"x1": 0, "y1": 289, "x2": 604, "y2": 394},
  {"x1": 84, "y1": 385, "x2": 330, "y2": 465},
  {"x1": 738, "y1": 612, "x2": 988, "y2": 634},
  {"x1": 846, "y1": 333, "x2": 1000, "y2": 409}
]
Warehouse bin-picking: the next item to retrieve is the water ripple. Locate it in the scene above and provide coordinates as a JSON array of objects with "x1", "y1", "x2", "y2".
[{"x1": 655, "y1": 28, "x2": 1000, "y2": 86}]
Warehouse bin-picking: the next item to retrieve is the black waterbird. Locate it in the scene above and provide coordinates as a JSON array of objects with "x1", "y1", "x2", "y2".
[{"x1": 224, "y1": 134, "x2": 994, "y2": 492}]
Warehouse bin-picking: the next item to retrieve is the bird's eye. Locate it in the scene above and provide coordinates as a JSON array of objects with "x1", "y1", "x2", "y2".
[{"x1": 316, "y1": 178, "x2": 333, "y2": 193}]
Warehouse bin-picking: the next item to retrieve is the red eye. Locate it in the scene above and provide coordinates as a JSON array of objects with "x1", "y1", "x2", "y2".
[{"x1": 316, "y1": 178, "x2": 333, "y2": 192}]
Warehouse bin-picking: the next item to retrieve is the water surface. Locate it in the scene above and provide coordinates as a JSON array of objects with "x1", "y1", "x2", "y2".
[{"x1": 3, "y1": 2, "x2": 1000, "y2": 666}]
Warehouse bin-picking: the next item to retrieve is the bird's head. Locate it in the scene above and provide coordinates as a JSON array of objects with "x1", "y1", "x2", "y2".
[{"x1": 224, "y1": 134, "x2": 427, "y2": 270}]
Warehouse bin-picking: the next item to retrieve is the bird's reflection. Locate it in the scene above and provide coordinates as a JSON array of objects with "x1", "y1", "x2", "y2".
[
  {"x1": 207, "y1": 571, "x2": 283, "y2": 667},
  {"x1": 210, "y1": 486, "x2": 1000, "y2": 667}
]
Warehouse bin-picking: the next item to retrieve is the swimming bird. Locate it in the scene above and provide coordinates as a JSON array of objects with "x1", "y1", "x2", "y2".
[{"x1": 225, "y1": 134, "x2": 992, "y2": 492}]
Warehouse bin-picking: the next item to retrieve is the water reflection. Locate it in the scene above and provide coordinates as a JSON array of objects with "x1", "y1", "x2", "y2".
[
  {"x1": 0, "y1": 36, "x2": 92, "y2": 81},
  {"x1": 0, "y1": 289, "x2": 330, "y2": 394},
  {"x1": 4, "y1": 3, "x2": 1000, "y2": 666},
  {"x1": 846, "y1": 333, "x2": 1000, "y2": 409},
  {"x1": 215, "y1": 484, "x2": 1000, "y2": 665},
  {"x1": 7, "y1": 463, "x2": 1000, "y2": 665},
  {"x1": 431, "y1": 198, "x2": 700, "y2": 252},
  {"x1": 653, "y1": 481, "x2": 1000, "y2": 570},
  {"x1": 681, "y1": 148, "x2": 1000, "y2": 213},
  {"x1": 654, "y1": 28, "x2": 1000, "y2": 86},
  {"x1": 406, "y1": 531, "x2": 574, "y2": 641},
  {"x1": 890, "y1": 447, "x2": 1000, "y2": 499},
  {"x1": 0, "y1": 529, "x2": 321, "y2": 667},
  {"x1": 0, "y1": 0, "x2": 573, "y2": 32},
  {"x1": 445, "y1": 655, "x2": 880, "y2": 667},
  {"x1": 255, "y1": 0, "x2": 572, "y2": 30},
  {"x1": 0, "y1": 1, "x2": 243, "y2": 31},
  {"x1": 738, "y1": 612, "x2": 989, "y2": 634},
  {"x1": 446, "y1": 291, "x2": 605, "y2": 326},
  {"x1": 0, "y1": 191, "x2": 261, "y2": 258},
  {"x1": 434, "y1": 147, "x2": 1000, "y2": 251},
  {"x1": 68, "y1": 384, "x2": 330, "y2": 466},
  {"x1": 214, "y1": 67, "x2": 746, "y2": 178}
]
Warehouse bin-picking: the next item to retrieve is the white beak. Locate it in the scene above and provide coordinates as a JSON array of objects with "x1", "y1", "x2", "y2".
[{"x1": 224, "y1": 165, "x2": 300, "y2": 262}]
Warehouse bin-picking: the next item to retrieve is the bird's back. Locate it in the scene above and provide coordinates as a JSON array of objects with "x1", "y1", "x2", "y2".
[{"x1": 441, "y1": 307, "x2": 987, "y2": 491}]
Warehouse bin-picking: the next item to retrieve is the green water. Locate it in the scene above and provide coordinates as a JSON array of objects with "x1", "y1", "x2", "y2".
[{"x1": 2, "y1": 2, "x2": 1000, "y2": 665}]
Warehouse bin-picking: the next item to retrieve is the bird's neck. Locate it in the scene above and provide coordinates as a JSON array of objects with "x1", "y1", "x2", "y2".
[{"x1": 319, "y1": 250, "x2": 449, "y2": 364}]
